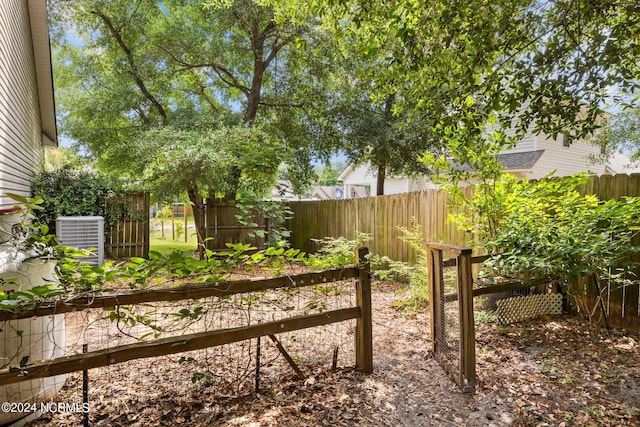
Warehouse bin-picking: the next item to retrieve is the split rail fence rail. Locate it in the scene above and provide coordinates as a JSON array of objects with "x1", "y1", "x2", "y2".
[{"x1": 0, "y1": 248, "x2": 373, "y2": 387}]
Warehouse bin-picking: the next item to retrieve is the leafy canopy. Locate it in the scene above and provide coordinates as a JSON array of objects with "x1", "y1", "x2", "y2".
[{"x1": 271, "y1": 0, "x2": 640, "y2": 183}]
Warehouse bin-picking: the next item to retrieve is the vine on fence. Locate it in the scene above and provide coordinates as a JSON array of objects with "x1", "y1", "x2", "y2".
[{"x1": 1, "y1": 195, "x2": 368, "y2": 397}]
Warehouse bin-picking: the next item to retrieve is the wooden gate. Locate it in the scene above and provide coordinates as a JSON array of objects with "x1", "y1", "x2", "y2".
[{"x1": 105, "y1": 192, "x2": 150, "y2": 259}]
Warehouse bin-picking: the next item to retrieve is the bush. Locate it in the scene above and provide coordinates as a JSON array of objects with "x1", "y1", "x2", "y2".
[
  {"x1": 372, "y1": 220, "x2": 430, "y2": 307},
  {"x1": 308, "y1": 232, "x2": 372, "y2": 268},
  {"x1": 452, "y1": 173, "x2": 640, "y2": 302},
  {"x1": 30, "y1": 167, "x2": 125, "y2": 230},
  {"x1": 308, "y1": 226, "x2": 431, "y2": 308}
]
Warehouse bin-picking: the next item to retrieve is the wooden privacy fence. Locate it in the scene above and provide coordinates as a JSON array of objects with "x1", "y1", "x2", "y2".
[
  {"x1": 571, "y1": 173, "x2": 640, "y2": 333},
  {"x1": 287, "y1": 173, "x2": 640, "y2": 333},
  {"x1": 287, "y1": 188, "x2": 474, "y2": 264},
  {"x1": 0, "y1": 248, "x2": 373, "y2": 386},
  {"x1": 205, "y1": 200, "x2": 269, "y2": 251},
  {"x1": 105, "y1": 192, "x2": 150, "y2": 259}
]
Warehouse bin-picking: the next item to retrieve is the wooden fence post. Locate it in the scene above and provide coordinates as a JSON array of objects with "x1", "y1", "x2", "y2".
[
  {"x1": 355, "y1": 247, "x2": 373, "y2": 373},
  {"x1": 458, "y1": 249, "x2": 476, "y2": 393},
  {"x1": 428, "y1": 247, "x2": 444, "y2": 353}
]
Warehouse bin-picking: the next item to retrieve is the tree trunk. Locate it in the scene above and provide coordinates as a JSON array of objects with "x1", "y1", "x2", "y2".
[
  {"x1": 223, "y1": 51, "x2": 265, "y2": 202},
  {"x1": 223, "y1": 166, "x2": 242, "y2": 202},
  {"x1": 187, "y1": 187, "x2": 206, "y2": 259},
  {"x1": 244, "y1": 65, "x2": 263, "y2": 123},
  {"x1": 376, "y1": 162, "x2": 386, "y2": 196},
  {"x1": 375, "y1": 93, "x2": 395, "y2": 197}
]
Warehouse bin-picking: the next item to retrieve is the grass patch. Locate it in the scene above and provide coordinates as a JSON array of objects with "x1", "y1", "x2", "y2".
[{"x1": 150, "y1": 216, "x2": 198, "y2": 255}]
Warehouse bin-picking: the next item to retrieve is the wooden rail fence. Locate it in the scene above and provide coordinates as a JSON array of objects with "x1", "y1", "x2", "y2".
[{"x1": 0, "y1": 248, "x2": 373, "y2": 386}]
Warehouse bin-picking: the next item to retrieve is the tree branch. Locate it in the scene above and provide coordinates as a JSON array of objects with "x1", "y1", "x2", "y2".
[
  {"x1": 160, "y1": 46, "x2": 251, "y2": 96},
  {"x1": 91, "y1": 8, "x2": 168, "y2": 123}
]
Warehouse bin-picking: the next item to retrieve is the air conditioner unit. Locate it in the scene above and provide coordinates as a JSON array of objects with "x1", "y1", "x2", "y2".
[{"x1": 56, "y1": 216, "x2": 105, "y2": 266}]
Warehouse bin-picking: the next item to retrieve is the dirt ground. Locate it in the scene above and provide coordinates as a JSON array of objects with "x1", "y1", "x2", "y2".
[{"x1": 26, "y1": 280, "x2": 640, "y2": 426}]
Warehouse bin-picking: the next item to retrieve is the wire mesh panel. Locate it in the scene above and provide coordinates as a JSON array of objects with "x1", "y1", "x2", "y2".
[
  {"x1": 0, "y1": 260, "x2": 67, "y2": 425},
  {"x1": 429, "y1": 244, "x2": 475, "y2": 393},
  {"x1": 0, "y1": 261, "x2": 371, "y2": 425}
]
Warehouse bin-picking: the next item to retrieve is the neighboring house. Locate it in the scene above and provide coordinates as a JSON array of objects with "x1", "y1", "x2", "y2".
[
  {"x1": 603, "y1": 151, "x2": 640, "y2": 175},
  {"x1": 308, "y1": 185, "x2": 369, "y2": 200},
  {"x1": 339, "y1": 164, "x2": 438, "y2": 198},
  {"x1": 270, "y1": 180, "x2": 306, "y2": 201},
  {"x1": 269, "y1": 180, "x2": 366, "y2": 201},
  {"x1": 308, "y1": 186, "x2": 338, "y2": 200},
  {"x1": 0, "y1": 0, "x2": 57, "y2": 218},
  {"x1": 498, "y1": 131, "x2": 609, "y2": 179},
  {"x1": 339, "y1": 132, "x2": 639, "y2": 197}
]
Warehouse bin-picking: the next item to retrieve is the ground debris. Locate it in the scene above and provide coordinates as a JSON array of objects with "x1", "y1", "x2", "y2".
[{"x1": 26, "y1": 281, "x2": 640, "y2": 426}]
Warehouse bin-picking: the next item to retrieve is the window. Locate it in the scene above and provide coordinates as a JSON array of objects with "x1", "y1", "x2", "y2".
[{"x1": 561, "y1": 133, "x2": 571, "y2": 147}]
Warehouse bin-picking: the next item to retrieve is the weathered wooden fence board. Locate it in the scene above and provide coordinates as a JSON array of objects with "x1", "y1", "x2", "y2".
[
  {"x1": 0, "y1": 252, "x2": 373, "y2": 385},
  {"x1": 205, "y1": 201, "x2": 267, "y2": 250},
  {"x1": 0, "y1": 307, "x2": 361, "y2": 386},
  {"x1": 106, "y1": 192, "x2": 149, "y2": 259},
  {"x1": 626, "y1": 174, "x2": 640, "y2": 331},
  {"x1": 287, "y1": 190, "x2": 471, "y2": 262},
  {"x1": 0, "y1": 268, "x2": 360, "y2": 322}
]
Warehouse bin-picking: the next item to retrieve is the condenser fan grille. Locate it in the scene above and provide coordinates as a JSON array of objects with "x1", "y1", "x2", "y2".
[{"x1": 56, "y1": 216, "x2": 104, "y2": 266}]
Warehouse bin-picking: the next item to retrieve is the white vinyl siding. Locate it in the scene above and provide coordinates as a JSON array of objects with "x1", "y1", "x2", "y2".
[
  {"x1": 500, "y1": 129, "x2": 538, "y2": 154},
  {"x1": 342, "y1": 164, "x2": 377, "y2": 197},
  {"x1": 341, "y1": 164, "x2": 439, "y2": 197},
  {"x1": 383, "y1": 178, "x2": 410, "y2": 195},
  {"x1": 526, "y1": 135, "x2": 606, "y2": 179},
  {"x1": 409, "y1": 177, "x2": 438, "y2": 192},
  {"x1": 0, "y1": 0, "x2": 44, "y2": 210}
]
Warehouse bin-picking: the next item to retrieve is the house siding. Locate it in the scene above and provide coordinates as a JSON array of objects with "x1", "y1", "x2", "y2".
[
  {"x1": 525, "y1": 135, "x2": 606, "y2": 179},
  {"x1": 342, "y1": 164, "x2": 376, "y2": 197},
  {"x1": 341, "y1": 164, "x2": 434, "y2": 197},
  {"x1": 0, "y1": 0, "x2": 44, "y2": 210},
  {"x1": 383, "y1": 178, "x2": 410, "y2": 195},
  {"x1": 501, "y1": 128, "x2": 538, "y2": 153}
]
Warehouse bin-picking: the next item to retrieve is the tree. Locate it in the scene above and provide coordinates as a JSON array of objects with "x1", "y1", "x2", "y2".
[
  {"x1": 136, "y1": 125, "x2": 285, "y2": 249},
  {"x1": 295, "y1": 15, "x2": 443, "y2": 196},
  {"x1": 44, "y1": 147, "x2": 83, "y2": 172},
  {"x1": 591, "y1": 105, "x2": 640, "y2": 164},
  {"x1": 49, "y1": 0, "x2": 333, "y2": 182},
  {"x1": 331, "y1": 88, "x2": 437, "y2": 195},
  {"x1": 279, "y1": 0, "x2": 640, "y2": 184},
  {"x1": 49, "y1": 0, "x2": 338, "y2": 250},
  {"x1": 315, "y1": 162, "x2": 344, "y2": 186}
]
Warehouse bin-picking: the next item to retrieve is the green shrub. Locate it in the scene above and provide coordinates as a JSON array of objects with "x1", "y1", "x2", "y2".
[
  {"x1": 307, "y1": 224, "x2": 432, "y2": 307},
  {"x1": 30, "y1": 167, "x2": 126, "y2": 230},
  {"x1": 307, "y1": 232, "x2": 372, "y2": 268},
  {"x1": 372, "y1": 219, "x2": 431, "y2": 307},
  {"x1": 451, "y1": 173, "x2": 640, "y2": 310},
  {"x1": 235, "y1": 193, "x2": 294, "y2": 248}
]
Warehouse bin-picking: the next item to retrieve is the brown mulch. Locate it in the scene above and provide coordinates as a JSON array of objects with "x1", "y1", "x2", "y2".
[{"x1": 26, "y1": 281, "x2": 640, "y2": 426}]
